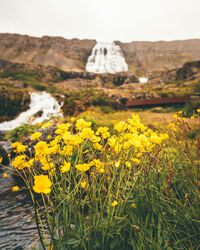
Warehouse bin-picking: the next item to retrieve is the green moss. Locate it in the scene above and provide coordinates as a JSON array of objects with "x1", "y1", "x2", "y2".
[
  {"x1": 6, "y1": 124, "x2": 38, "y2": 142},
  {"x1": 0, "y1": 70, "x2": 48, "y2": 90}
]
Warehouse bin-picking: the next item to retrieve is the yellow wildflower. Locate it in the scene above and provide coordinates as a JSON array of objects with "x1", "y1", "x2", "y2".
[
  {"x1": 31, "y1": 132, "x2": 42, "y2": 141},
  {"x1": 41, "y1": 162, "x2": 54, "y2": 171},
  {"x1": 96, "y1": 127, "x2": 110, "y2": 139},
  {"x1": 42, "y1": 122, "x2": 52, "y2": 128},
  {"x1": 71, "y1": 117, "x2": 75, "y2": 122},
  {"x1": 76, "y1": 163, "x2": 92, "y2": 172},
  {"x1": 115, "y1": 160, "x2": 121, "y2": 168},
  {"x1": 131, "y1": 158, "x2": 140, "y2": 165},
  {"x1": 47, "y1": 135, "x2": 52, "y2": 140},
  {"x1": 75, "y1": 119, "x2": 91, "y2": 131},
  {"x1": 79, "y1": 127, "x2": 95, "y2": 140},
  {"x1": 93, "y1": 143, "x2": 102, "y2": 150},
  {"x1": 111, "y1": 200, "x2": 118, "y2": 207},
  {"x1": 131, "y1": 203, "x2": 136, "y2": 208},
  {"x1": 3, "y1": 173, "x2": 8, "y2": 178},
  {"x1": 11, "y1": 142, "x2": 21, "y2": 148},
  {"x1": 0, "y1": 157, "x2": 2, "y2": 164},
  {"x1": 12, "y1": 155, "x2": 26, "y2": 169},
  {"x1": 15, "y1": 144, "x2": 27, "y2": 153},
  {"x1": 55, "y1": 123, "x2": 71, "y2": 135},
  {"x1": 35, "y1": 141, "x2": 48, "y2": 155},
  {"x1": 12, "y1": 186, "x2": 19, "y2": 192},
  {"x1": 33, "y1": 175, "x2": 52, "y2": 194},
  {"x1": 81, "y1": 181, "x2": 87, "y2": 189},
  {"x1": 60, "y1": 161, "x2": 71, "y2": 173},
  {"x1": 125, "y1": 161, "x2": 132, "y2": 168},
  {"x1": 197, "y1": 109, "x2": 200, "y2": 113}
]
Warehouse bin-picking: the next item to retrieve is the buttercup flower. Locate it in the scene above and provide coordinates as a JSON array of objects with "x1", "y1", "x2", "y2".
[
  {"x1": 12, "y1": 186, "x2": 19, "y2": 192},
  {"x1": 60, "y1": 161, "x2": 71, "y2": 173},
  {"x1": 81, "y1": 181, "x2": 87, "y2": 189},
  {"x1": 111, "y1": 200, "x2": 118, "y2": 207},
  {"x1": 31, "y1": 132, "x2": 42, "y2": 141},
  {"x1": 33, "y1": 175, "x2": 52, "y2": 194}
]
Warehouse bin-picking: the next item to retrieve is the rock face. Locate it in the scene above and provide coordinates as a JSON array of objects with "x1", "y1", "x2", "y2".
[
  {"x1": 0, "y1": 33, "x2": 96, "y2": 71},
  {"x1": 0, "y1": 59, "x2": 138, "y2": 88},
  {"x1": 1, "y1": 33, "x2": 200, "y2": 75},
  {"x1": 115, "y1": 40, "x2": 200, "y2": 75},
  {"x1": 0, "y1": 89, "x2": 30, "y2": 122},
  {"x1": 148, "y1": 60, "x2": 200, "y2": 85}
]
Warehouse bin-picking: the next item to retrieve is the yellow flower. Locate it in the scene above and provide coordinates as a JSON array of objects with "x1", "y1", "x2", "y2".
[
  {"x1": 96, "y1": 127, "x2": 110, "y2": 139},
  {"x1": 131, "y1": 203, "x2": 136, "y2": 208},
  {"x1": 81, "y1": 181, "x2": 87, "y2": 189},
  {"x1": 76, "y1": 163, "x2": 92, "y2": 172},
  {"x1": 55, "y1": 123, "x2": 71, "y2": 135},
  {"x1": 71, "y1": 117, "x2": 75, "y2": 122},
  {"x1": 11, "y1": 142, "x2": 21, "y2": 148},
  {"x1": 75, "y1": 119, "x2": 91, "y2": 131},
  {"x1": 47, "y1": 135, "x2": 52, "y2": 140},
  {"x1": 33, "y1": 175, "x2": 52, "y2": 194},
  {"x1": 0, "y1": 157, "x2": 2, "y2": 164},
  {"x1": 79, "y1": 127, "x2": 95, "y2": 140},
  {"x1": 60, "y1": 161, "x2": 71, "y2": 173},
  {"x1": 99, "y1": 168, "x2": 105, "y2": 173},
  {"x1": 12, "y1": 155, "x2": 26, "y2": 169},
  {"x1": 3, "y1": 173, "x2": 8, "y2": 178},
  {"x1": 12, "y1": 186, "x2": 19, "y2": 192},
  {"x1": 136, "y1": 152, "x2": 143, "y2": 158},
  {"x1": 197, "y1": 109, "x2": 200, "y2": 113},
  {"x1": 111, "y1": 200, "x2": 118, "y2": 207},
  {"x1": 14, "y1": 144, "x2": 28, "y2": 153},
  {"x1": 31, "y1": 245, "x2": 35, "y2": 249},
  {"x1": 131, "y1": 158, "x2": 140, "y2": 165},
  {"x1": 60, "y1": 145, "x2": 73, "y2": 156},
  {"x1": 115, "y1": 160, "x2": 121, "y2": 168},
  {"x1": 35, "y1": 141, "x2": 48, "y2": 155},
  {"x1": 93, "y1": 143, "x2": 102, "y2": 150},
  {"x1": 31, "y1": 132, "x2": 42, "y2": 141},
  {"x1": 41, "y1": 162, "x2": 54, "y2": 171},
  {"x1": 42, "y1": 122, "x2": 52, "y2": 128},
  {"x1": 125, "y1": 161, "x2": 132, "y2": 168}
]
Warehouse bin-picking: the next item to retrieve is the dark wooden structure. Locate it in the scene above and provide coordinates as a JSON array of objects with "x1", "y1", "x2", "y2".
[{"x1": 126, "y1": 96, "x2": 190, "y2": 108}]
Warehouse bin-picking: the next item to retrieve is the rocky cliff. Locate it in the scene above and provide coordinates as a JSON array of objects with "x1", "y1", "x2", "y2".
[
  {"x1": 115, "y1": 40, "x2": 200, "y2": 75},
  {"x1": 0, "y1": 33, "x2": 96, "y2": 71},
  {"x1": 1, "y1": 33, "x2": 200, "y2": 75}
]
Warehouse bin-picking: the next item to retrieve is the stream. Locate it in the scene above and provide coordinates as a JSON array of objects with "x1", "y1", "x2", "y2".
[
  {"x1": 0, "y1": 91, "x2": 63, "y2": 249},
  {"x1": 0, "y1": 169, "x2": 39, "y2": 249}
]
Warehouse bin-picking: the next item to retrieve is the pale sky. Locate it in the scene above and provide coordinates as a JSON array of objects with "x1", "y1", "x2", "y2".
[{"x1": 0, "y1": 0, "x2": 200, "y2": 42}]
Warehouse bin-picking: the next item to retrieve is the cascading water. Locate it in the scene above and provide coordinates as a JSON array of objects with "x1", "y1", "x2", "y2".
[
  {"x1": 0, "y1": 91, "x2": 63, "y2": 131},
  {"x1": 86, "y1": 42, "x2": 128, "y2": 74}
]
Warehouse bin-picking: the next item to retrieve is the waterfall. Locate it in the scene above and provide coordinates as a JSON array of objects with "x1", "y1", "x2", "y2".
[
  {"x1": 0, "y1": 92, "x2": 63, "y2": 131},
  {"x1": 86, "y1": 42, "x2": 128, "y2": 74}
]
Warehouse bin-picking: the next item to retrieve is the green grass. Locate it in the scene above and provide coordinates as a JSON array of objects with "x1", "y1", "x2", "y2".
[{"x1": 0, "y1": 70, "x2": 48, "y2": 90}]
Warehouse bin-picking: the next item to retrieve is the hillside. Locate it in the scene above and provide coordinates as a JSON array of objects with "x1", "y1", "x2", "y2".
[
  {"x1": 0, "y1": 33, "x2": 96, "y2": 71},
  {"x1": 1, "y1": 33, "x2": 200, "y2": 75},
  {"x1": 115, "y1": 39, "x2": 200, "y2": 75}
]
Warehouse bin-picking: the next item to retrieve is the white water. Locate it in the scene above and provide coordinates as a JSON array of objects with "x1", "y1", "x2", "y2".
[
  {"x1": 86, "y1": 42, "x2": 128, "y2": 74},
  {"x1": 139, "y1": 77, "x2": 148, "y2": 83},
  {"x1": 0, "y1": 92, "x2": 63, "y2": 131}
]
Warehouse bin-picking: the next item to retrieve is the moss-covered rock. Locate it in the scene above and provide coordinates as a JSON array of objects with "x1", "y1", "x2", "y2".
[{"x1": 0, "y1": 89, "x2": 30, "y2": 122}]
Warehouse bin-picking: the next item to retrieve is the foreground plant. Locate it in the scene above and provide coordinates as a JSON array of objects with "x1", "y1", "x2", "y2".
[{"x1": 1, "y1": 111, "x2": 200, "y2": 249}]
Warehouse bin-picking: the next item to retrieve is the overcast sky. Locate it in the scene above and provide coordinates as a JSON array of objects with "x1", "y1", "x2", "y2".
[{"x1": 0, "y1": 0, "x2": 200, "y2": 42}]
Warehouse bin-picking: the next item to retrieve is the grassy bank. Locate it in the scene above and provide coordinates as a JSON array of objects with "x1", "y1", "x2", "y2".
[{"x1": 1, "y1": 109, "x2": 199, "y2": 249}]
